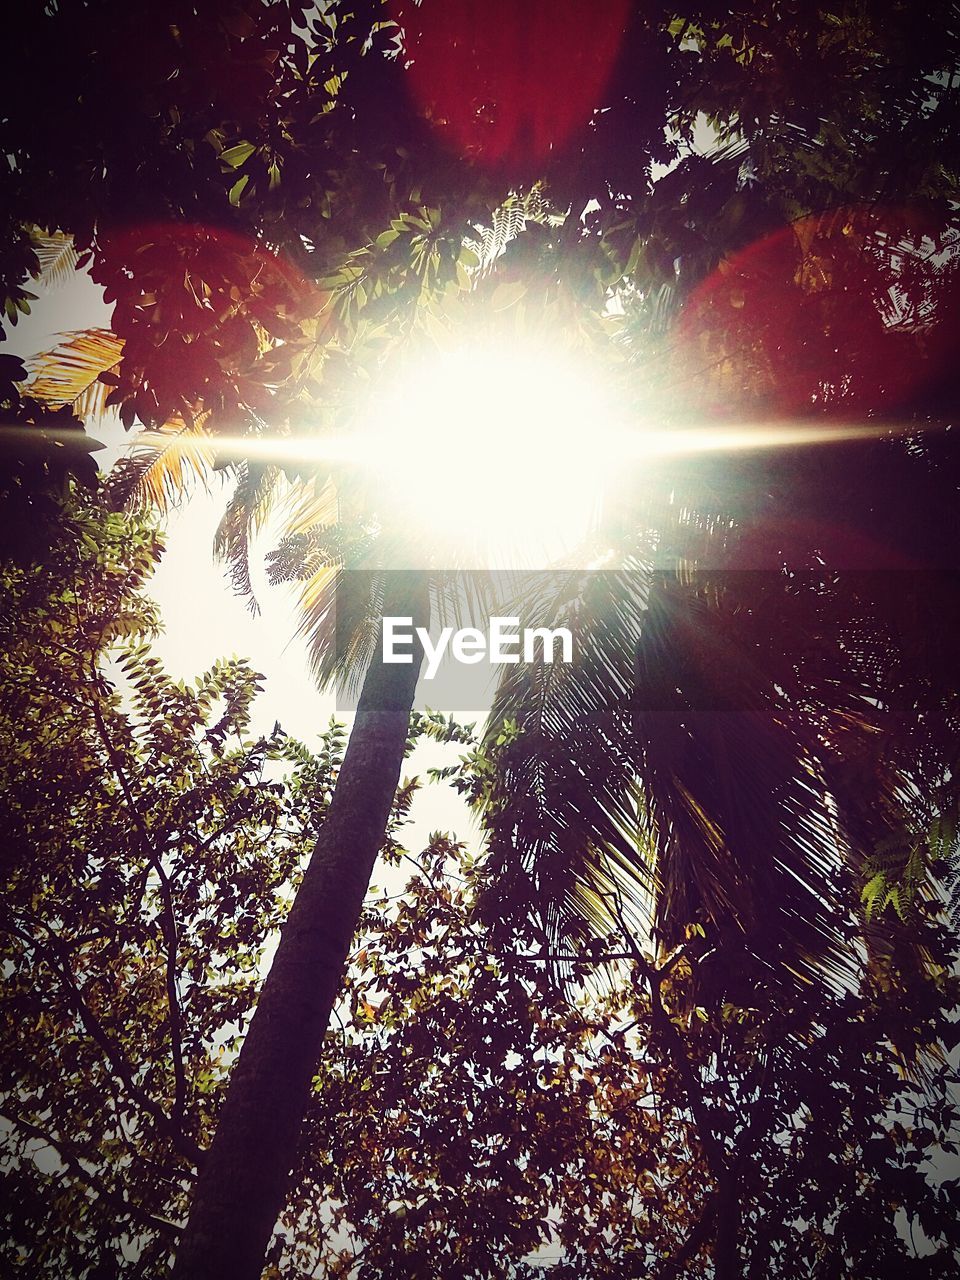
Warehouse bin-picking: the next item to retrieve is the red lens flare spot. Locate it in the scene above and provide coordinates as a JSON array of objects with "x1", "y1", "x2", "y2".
[
  {"x1": 675, "y1": 206, "x2": 956, "y2": 421},
  {"x1": 97, "y1": 222, "x2": 327, "y2": 322},
  {"x1": 391, "y1": 0, "x2": 631, "y2": 170},
  {"x1": 90, "y1": 222, "x2": 335, "y2": 424}
]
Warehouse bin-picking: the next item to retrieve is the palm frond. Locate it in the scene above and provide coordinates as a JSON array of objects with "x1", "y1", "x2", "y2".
[
  {"x1": 27, "y1": 328, "x2": 123, "y2": 421},
  {"x1": 270, "y1": 549, "x2": 386, "y2": 694},
  {"x1": 267, "y1": 489, "x2": 514, "y2": 693},
  {"x1": 213, "y1": 462, "x2": 286, "y2": 612},
  {"x1": 29, "y1": 229, "x2": 79, "y2": 289},
  {"x1": 263, "y1": 476, "x2": 378, "y2": 690},
  {"x1": 480, "y1": 545, "x2": 870, "y2": 1002},
  {"x1": 278, "y1": 477, "x2": 343, "y2": 547},
  {"x1": 105, "y1": 414, "x2": 213, "y2": 513},
  {"x1": 480, "y1": 566, "x2": 657, "y2": 950},
  {"x1": 478, "y1": 423, "x2": 960, "y2": 1013},
  {"x1": 268, "y1": 521, "x2": 374, "y2": 586}
]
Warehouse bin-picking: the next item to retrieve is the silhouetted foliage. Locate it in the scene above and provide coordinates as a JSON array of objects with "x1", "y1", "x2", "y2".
[
  {"x1": 3, "y1": 529, "x2": 959, "y2": 1275},
  {"x1": 3, "y1": 3, "x2": 960, "y2": 1276}
]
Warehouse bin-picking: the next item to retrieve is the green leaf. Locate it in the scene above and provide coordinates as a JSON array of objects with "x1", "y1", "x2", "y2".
[
  {"x1": 229, "y1": 175, "x2": 251, "y2": 207},
  {"x1": 861, "y1": 871, "x2": 888, "y2": 919},
  {"x1": 221, "y1": 141, "x2": 256, "y2": 169}
]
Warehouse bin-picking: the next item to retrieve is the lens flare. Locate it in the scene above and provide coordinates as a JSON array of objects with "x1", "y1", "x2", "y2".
[
  {"x1": 392, "y1": 0, "x2": 630, "y2": 170},
  {"x1": 56, "y1": 323, "x2": 929, "y2": 576},
  {"x1": 356, "y1": 338, "x2": 626, "y2": 566}
]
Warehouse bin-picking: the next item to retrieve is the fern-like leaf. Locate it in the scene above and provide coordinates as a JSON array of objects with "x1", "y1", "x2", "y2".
[
  {"x1": 467, "y1": 184, "x2": 564, "y2": 273},
  {"x1": 27, "y1": 328, "x2": 123, "y2": 421},
  {"x1": 105, "y1": 415, "x2": 213, "y2": 513},
  {"x1": 30, "y1": 229, "x2": 79, "y2": 289}
]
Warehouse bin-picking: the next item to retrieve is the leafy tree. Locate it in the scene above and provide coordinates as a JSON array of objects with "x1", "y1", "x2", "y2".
[
  {"x1": 294, "y1": 804, "x2": 960, "y2": 1280},
  {"x1": 0, "y1": 492, "x2": 333, "y2": 1273},
  {"x1": 4, "y1": 609, "x2": 960, "y2": 1277},
  {"x1": 3, "y1": 2, "x2": 960, "y2": 1274},
  {"x1": 0, "y1": 352, "x2": 101, "y2": 564}
]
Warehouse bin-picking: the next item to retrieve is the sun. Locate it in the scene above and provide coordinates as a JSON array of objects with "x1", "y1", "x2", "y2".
[
  {"x1": 357, "y1": 336, "x2": 626, "y2": 567},
  {"x1": 123, "y1": 329, "x2": 891, "y2": 579}
]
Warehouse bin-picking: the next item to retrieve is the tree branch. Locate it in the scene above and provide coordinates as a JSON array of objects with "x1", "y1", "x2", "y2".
[
  {"x1": 42, "y1": 926, "x2": 202, "y2": 1166},
  {"x1": 654, "y1": 1190, "x2": 719, "y2": 1280},
  {"x1": 87, "y1": 693, "x2": 189, "y2": 1123},
  {"x1": 0, "y1": 1106, "x2": 182, "y2": 1238}
]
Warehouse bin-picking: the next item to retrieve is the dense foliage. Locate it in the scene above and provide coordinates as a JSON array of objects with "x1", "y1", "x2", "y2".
[
  {"x1": 0, "y1": 497, "x2": 330, "y2": 1272},
  {"x1": 3, "y1": 3, "x2": 960, "y2": 1275},
  {"x1": 2, "y1": 498, "x2": 960, "y2": 1277},
  {"x1": 5, "y1": 2, "x2": 959, "y2": 437},
  {"x1": 296, "y1": 823, "x2": 960, "y2": 1280}
]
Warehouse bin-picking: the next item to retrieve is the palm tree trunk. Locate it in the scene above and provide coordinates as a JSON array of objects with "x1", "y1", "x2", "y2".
[{"x1": 171, "y1": 573, "x2": 428, "y2": 1280}]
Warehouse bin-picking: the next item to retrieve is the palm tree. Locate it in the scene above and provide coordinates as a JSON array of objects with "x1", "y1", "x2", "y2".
[
  {"x1": 6, "y1": 0, "x2": 958, "y2": 1270},
  {"x1": 22, "y1": 193, "x2": 960, "y2": 1278},
  {"x1": 474, "y1": 215, "x2": 960, "y2": 970},
  {"x1": 168, "y1": 573, "x2": 430, "y2": 1277}
]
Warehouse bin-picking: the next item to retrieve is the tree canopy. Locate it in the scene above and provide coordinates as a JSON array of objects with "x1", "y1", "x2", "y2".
[
  {"x1": 3, "y1": 3, "x2": 960, "y2": 1276},
  {"x1": 0, "y1": 492, "x2": 332, "y2": 1271},
  {"x1": 8, "y1": 0, "x2": 960, "y2": 960},
  {"x1": 3, "y1": 499, "x2": 959, "y2": 1275},
  {"x1": 5, "y1": 1, "x2": 959, "y2": 432}
]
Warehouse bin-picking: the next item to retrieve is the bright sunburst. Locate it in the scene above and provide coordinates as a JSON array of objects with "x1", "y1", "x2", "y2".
[
  {"x1": 357, "y1": 337, "x2": 626, "y2": 567},
  {"x1": 106, "y1": 328, "x2": 897, "y2": 576}
]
